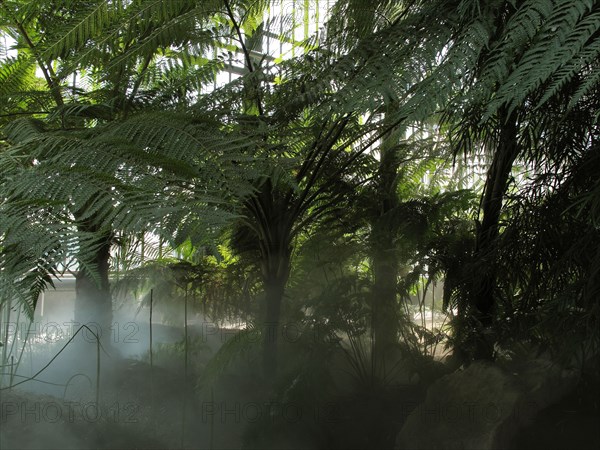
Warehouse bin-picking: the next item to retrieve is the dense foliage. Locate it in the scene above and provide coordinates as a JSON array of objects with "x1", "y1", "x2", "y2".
[{"x1": 1, "y1": 2, "x2": 598, "y2": 439}]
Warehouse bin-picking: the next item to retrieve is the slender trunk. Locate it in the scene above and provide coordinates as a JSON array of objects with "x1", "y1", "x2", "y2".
[
  {"x1": 371, "y1": 126, "x2": 401, "y2": 362},
  {"x1": 74, "y1": 230, "x2": 113, "y2": 347},
  {"x1": 261, "y1": 249, "x2": 290, "y2": 377},
  {"x1": 372, "y1": 247, "x2": 400, "y2": 364},
  {"x1": 469, "y1": 109, "x2": 519, "y2": 360},
  {"x1": 262, "y1": 270, "x2": 287, "y2": 376},
  {"x1": 0, "y1": 300, "x2": 11, "y2": 387}
]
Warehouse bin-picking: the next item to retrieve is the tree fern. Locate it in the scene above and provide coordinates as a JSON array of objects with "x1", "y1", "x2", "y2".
[
  {"x1": 1, "y1": 0, "x2": 597, "y2": 369},
  {"x1": 0, "y1": 55, "x2": 35, "y2": 99},
  {"x1": 39, "y1": 0, "x2": 112, "y2": 61}
]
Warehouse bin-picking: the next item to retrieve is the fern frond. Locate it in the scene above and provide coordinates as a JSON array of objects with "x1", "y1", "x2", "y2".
[
  {"x1": 480, "y1": 0, "x2": 599, "y2": 119},
  {"x1": 0, "y1": 54, "x2": 36, "y2": 99},
  {"x1": 40, "y1": 1, "x2": 112, "y2": 61}
]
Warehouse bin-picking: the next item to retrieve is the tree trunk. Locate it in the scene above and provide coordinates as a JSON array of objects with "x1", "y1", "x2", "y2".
[
  {"x1": 249, "y1": 178, "x2": 293, "y2": 378},
  {"x1": 372, "y1": 244, "x2": 400, "y2": 358},
  {"x1": 261, "y1": 261, "x2": 289, "y2": 377},
  {"x1": 74, "y1": 229, "x2": 113, "y2": 347},
  {"x1": 371, "y1": 127, "x2": 401, "y2": 363},
  {"x1": 469, "y1": 109, "x2": 519, "y2": 360}
]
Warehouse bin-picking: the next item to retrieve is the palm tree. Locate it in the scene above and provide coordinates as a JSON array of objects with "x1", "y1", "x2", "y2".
[
  {"x1": 316, "y1": 0, "x2": 599, "y2": 361},
  {"x1": 1, "y1": 0, "x2": 597, "y2": 376},
  {"x1": 438, "y1": 0, "x2": 600, "y2": 360},
  {"x1": 0, "y1": 0, "x2": 251, "y2": 342}
]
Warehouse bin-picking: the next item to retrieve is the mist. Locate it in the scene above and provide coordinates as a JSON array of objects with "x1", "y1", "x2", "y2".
[
  {"x1": 1, "y1": 274, "x2": 437, "y2": 449},
  {"x1": 1, "y1": 0, "x2": 599, "y2": 449},
  {"x1": 1, "y1": 283, "x2": 260, "y2": 449},
  {"x1": 2, "y1": 275, "x2": 598, "y2": 450}
]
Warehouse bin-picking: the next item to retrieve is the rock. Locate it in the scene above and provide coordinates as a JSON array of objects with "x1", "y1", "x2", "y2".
[{"x1": 395, "y1": 359, "x2": 578, "y2": 450}]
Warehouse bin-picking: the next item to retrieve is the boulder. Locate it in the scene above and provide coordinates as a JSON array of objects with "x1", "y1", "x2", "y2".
[{"x1": 395, "y1": 359, "x2": 578, "y2": 450}]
